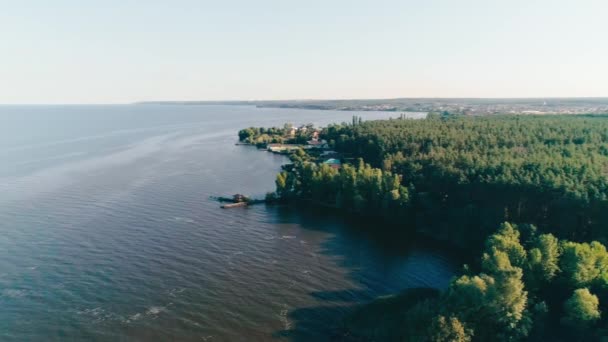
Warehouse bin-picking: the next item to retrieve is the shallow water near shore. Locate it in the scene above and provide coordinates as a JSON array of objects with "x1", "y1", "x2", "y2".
[{"x1": 0, "y1": 105, "x2": 457, "y2": 341}]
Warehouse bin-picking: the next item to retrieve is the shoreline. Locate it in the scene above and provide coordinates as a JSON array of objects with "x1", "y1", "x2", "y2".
[{"x1": 234, "y1": 135, "x2": 473, "y2": 258}]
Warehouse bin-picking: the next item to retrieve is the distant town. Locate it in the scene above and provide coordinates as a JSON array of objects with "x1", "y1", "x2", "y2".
[{"x1": 138, "y1": 97, "x2": 608, "y2": 115}]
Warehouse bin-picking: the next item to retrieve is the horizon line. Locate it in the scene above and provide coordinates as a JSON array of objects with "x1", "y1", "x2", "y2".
[{"x1": 2, "y1": 96, "x2": 608, "y2": 106}]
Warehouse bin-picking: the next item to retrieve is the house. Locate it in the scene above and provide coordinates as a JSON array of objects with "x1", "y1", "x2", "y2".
[{"x1": 323, "y1": 158, "x2": 342, "y2": 170}]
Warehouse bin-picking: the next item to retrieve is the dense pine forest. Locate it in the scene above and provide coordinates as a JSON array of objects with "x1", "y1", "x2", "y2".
[
  {"x1": 283, "y1": 114, "x2": 608, "y2": 248},
  {"x1": 243, "y1": 113, "x2": 608, "y2": 340}
]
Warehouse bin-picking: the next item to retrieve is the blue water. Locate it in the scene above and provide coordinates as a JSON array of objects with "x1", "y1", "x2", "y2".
[{"x1": 0, "y1": 105, "x2": 454, "y2": 341}]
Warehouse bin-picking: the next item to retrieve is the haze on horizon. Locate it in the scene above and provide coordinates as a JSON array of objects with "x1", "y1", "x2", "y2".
[{"x1": 1, "y1": 0, "x2": 606, "y2": 104}]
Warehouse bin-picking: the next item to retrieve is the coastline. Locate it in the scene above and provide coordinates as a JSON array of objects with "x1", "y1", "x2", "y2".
[
  {"x1": 233, "y1": 113, "x2": 608, "y2": 340},
  {"x1": 235, "y1": 132, "x2": 473, "y2": 257}
]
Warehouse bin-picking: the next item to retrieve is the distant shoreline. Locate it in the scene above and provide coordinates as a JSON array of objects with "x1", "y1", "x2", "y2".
[{"x1": 136, "y1": 98, "x2": 608, "y2": 115}]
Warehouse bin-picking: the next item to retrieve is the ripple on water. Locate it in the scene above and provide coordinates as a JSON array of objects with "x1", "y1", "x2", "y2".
[
  {"x1": 0, "y1": 106, "x2": 455, "y2": 341},
  {"x1": 2, "y1": 289, "x2": 27, "y2": 298},
  {"x1": 146, "y1": 306, "x2": 165, "y2": 316}
]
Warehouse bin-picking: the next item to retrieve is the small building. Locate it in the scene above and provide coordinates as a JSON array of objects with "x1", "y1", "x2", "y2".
[{"x1": 323, "y1": 158, "x2": 342, "y2": 170}]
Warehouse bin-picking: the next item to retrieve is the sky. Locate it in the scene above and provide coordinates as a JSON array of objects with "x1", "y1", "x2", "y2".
[{"x1": 0, "y1": 0, "x2": 606, "y2": 104}]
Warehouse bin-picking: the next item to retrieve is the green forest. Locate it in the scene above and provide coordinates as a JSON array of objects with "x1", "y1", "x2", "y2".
[
  {"x1": 239, "y1": 114, "x2": 608, "y2": 341},
  {"x1": 246, "y1": 114, "x2": 608, "y2": 340},
  {"x1": 321, "y1": 114, "x2": 608, "y2": 248}
]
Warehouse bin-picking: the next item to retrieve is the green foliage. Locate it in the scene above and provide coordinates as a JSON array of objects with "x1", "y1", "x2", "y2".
[
  {"x1": 322, "y1": 115, "x2": 608, "y2": 244},
  {"x1": 427, "y1": 315, "x2": 473, "y2": 342},
  {"x1": 560, "y1": 241, "x2": 608, "y2": 288},
  {"x1": 275, "y1": 159, "x2": 410, "y2": 220},
  {"x1": 526, "y1": 233, "x2": 561, "y2": 290},
  {"x1": 441, "y1": 262, "x2": 528, "y2": 340},
  {"x1": 469, "y1": 250, "x2": 529, "y2": 340},
  {"x1": 238, "y1": 125, "x2": 317, "y2": 147},
  {"x1": 484, "y1": 223, "x2": 561, "y2": 292},
  {"x1": 275, "y1": 171, "x2": 288, "y2": 197},
  {"x1": 485, "y1": 222, "x2": 527, "y2": 269},
  {"x1": 238, "y1": 126, "x2": 288, "y2": 145},
  {"x1": 246, "y1": 115, "x2": 608, "y2": 340},
  {"x1": 342, "y1": 221, "x2": 608, "y2": 341},
  {"x1": 562, "y1": 288, "x2": 601, "y2": 331}
]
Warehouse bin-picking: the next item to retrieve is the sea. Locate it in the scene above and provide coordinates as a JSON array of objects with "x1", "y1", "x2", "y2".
[{"x1": 0, "y1": 104, "x2": 457, "y2": 341}]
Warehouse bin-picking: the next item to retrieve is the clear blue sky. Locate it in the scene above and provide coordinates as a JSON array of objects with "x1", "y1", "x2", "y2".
[{"x1": 1, "y1": 0, "x2": 606, "y2": 104}]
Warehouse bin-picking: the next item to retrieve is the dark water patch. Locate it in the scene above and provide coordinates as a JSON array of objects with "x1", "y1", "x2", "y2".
[{"x1": 265, "y1": 206, "x2": 459, "y2": 340}]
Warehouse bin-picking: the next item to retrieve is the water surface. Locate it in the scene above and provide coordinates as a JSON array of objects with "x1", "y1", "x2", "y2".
[{"x1": 0, "y1": 105, "x2": 455, "y2": 341}]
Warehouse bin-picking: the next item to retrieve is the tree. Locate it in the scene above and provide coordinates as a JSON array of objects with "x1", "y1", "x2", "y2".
[
  {"x1": 448, "y1": 248, "x2": 529, "y2": 341},
  {"x1": 427, "y1": 315, "x2": 472, "y2": 342},
  {"x1": 275, "y1": 172, "x2": 288, "y2": 197},
  {"x1": 445, "y1": 261, "x2": 529, "y2": 340},
  {"x1": 249, "y1": 114, "x2": 608, "y2": 339},
  {"x1": 560, "y1": 241, "x2": 608, "y2": 287},
  {"x1": 562, "y1": 288, "x2": 600, "y2": 331},
  {"x1": 485, "y1": 222, "x2": 527, "y2": 269},
  {"x1": 526, "y1": 233, "x2": 561, "y2": 291},
  {"x1": 534, "y1": 234, "x2": 561, "y2": 281},
  {"x1": 238, "y1": 127, "x2": 256, "y2": 141},
  {"x1": 320, "y1": 115, "x2": 608, "y2": 245}
]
